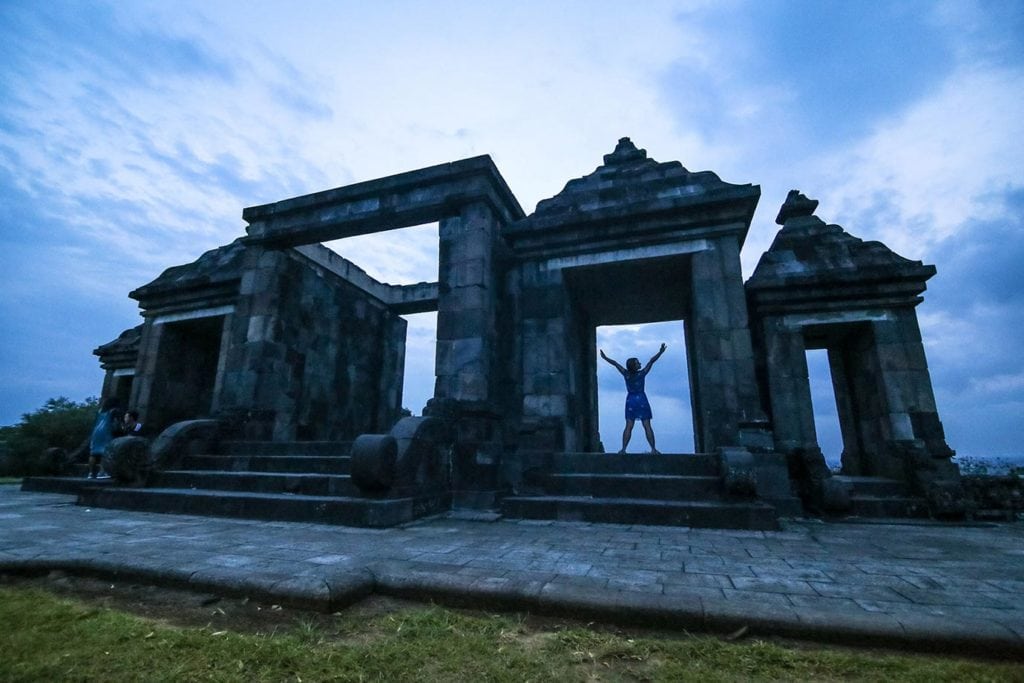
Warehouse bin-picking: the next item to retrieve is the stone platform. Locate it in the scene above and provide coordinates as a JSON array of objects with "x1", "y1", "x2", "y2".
[{"x1": 1, "y1": 488, "x2": 1022, "y2": 659}]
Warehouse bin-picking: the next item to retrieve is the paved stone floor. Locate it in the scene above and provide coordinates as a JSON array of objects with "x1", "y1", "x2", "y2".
[{"x1": 2, "y1": 488, "x2": 1023, "y2": 658}]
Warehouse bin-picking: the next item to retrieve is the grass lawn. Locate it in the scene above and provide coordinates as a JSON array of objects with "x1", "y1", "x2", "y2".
[
  {"x1": 0, "y1": 477, "x2": 22, "y2": 485},
  {"x1": 1, "y1": 584, "x2": 1021, "y2": 682}
]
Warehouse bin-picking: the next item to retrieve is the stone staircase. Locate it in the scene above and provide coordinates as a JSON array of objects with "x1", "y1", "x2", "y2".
[
  {"x1": 25, "y1": 441, "x2": 449, "y2": 528},
  {"x1": 20, "y1": 446, "x2": 933, "y2": 530},
  {"x1": 502, "y1": 452, "x2": 782, "y2": 530}
]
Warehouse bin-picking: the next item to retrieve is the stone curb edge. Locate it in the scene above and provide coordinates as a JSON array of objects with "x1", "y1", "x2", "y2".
[{"x1": 2, "y1": 559, "x2": 1021, "y2": 660}]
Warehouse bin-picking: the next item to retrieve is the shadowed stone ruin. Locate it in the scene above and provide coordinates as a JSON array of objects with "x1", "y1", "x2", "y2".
[{"x1": 37, "y1": 138, "x2": 962, "y2": 529}]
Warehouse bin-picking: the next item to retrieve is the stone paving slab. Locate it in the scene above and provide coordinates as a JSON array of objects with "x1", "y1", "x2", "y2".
[{"x1": 1, "y1": 488, "x2": 1023, "y2": 658}]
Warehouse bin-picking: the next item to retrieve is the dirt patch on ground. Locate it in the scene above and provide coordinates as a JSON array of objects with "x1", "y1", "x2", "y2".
[
  {"x1": 0, "y1": 570, "x2": 409, "y2": 636},
  {"x1": 0, "y1": 570, "x2": 662, "y2": 646}
]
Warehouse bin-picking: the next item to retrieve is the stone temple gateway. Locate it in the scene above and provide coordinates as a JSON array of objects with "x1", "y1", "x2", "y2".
[{"x1": 78, "y1": 138, "x2": 961, "y2": 529}]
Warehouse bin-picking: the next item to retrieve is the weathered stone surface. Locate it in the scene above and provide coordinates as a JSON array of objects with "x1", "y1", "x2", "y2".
[
  {"x1": 748, "y1": 190, "x2": 956, "y2": 506},
  {"x1": 102, "y1": 436, "x2": 151, "y2": 486},
  {"x1": 388, "y1": 416, "x2": 452, "y2": 492},
  {"x1": 81, "y1": 140, "x2": 960, "y2": 528},
  {"x1": 350, "y1": 434, "x2": 397, "y2": 492},
  {"x1": 149, "y1": 419, "x2": 220, "y2": 471}
]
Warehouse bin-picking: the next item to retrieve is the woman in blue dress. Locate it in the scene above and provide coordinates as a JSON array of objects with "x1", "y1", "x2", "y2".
[{"x1": 600, "y1": 343, "x2": 667, "y2": 454}]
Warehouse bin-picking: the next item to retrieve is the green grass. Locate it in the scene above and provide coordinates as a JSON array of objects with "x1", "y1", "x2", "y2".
[
  {"x1": 0, "y1": 477, "x2": 23, "y2": 485},
  {"x1": 1, "y1": 586, "x2": 1021, "y2": 682}
]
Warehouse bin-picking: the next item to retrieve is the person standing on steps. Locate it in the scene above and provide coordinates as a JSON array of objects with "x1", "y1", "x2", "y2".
[
  {"x1": 599, "y1": 343, "x2": 667, "y2": 454},
  {"x1": 87, "y1": 397, "x2": 122, "y2": 479}
]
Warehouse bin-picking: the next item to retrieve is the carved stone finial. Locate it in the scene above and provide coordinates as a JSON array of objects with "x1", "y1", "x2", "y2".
[
  {"x1": 603, "y1": 137, "x2": 647, "y2": 165},
  {"x1": 775, "y1": 190, "x2": 819, "y2": 225}
]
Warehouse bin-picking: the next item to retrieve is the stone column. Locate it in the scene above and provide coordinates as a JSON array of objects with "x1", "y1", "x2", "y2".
[
  {"x1": 688, "y1": 239, "x2": 764, "y2": 451},
  {"x1": 433, "y1": 201, "x2": 507, "y2": 507},
  {"x1": 208, "y1": 312, "x2": 234, "y2": 415},
  {"x1": 214, "y1": 246, "x2": 293, "y2": 440},
  {"x1": 515, "y1": 260, "x2": 570, "y2": 452},
  {"x1": 434, "y1": 201, "x2": 501, "y2": 405},
  {"x1": 762, "y1": 319, "x2": 818, "y2": 455},
  {"x1": 377, "y1": 315, "x2": 407, "y2": 428},
  {"x1": 863, "y1": 312, "x2": 954, "y2": 477},
  {"x1": 129, "y1": 320, "x2": 162, "y2": 426}
]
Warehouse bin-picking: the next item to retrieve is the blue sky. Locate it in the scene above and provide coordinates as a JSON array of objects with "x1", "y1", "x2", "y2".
[{"x1": 1, "y1": 1, "x2": 1022, "y2": 463}]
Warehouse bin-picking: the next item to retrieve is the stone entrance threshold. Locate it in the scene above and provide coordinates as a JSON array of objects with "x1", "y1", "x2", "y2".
[{"x1": 1, "y1": 489, "x2": 1022, "y2": 659}]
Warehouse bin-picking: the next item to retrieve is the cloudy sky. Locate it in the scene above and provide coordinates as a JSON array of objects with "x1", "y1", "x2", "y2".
[{"x1": 1, "y1": 1, "x2": 1021, "y2": 464}]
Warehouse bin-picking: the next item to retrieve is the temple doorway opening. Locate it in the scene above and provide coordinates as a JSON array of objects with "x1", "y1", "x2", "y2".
[
  {"x1": 402, "y1": 311, "x2": 437, "y2": 416},
  {"x1": 148, "y1": 314, "x2": 226, "y2": 431},
  {"x1": 807, "y1": 349, "x2": 843, "y2": 471},
  {"x1": 110, "y1": 371, "x2": 134, "y2": 409},
  {"x1": 596, "y1": 321, "x2": 694, "y2": 454}
]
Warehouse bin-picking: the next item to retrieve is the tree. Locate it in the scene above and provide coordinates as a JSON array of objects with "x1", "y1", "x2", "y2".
[{"x1": 0, "y1": 397, "x2": 98, "y2": 476}]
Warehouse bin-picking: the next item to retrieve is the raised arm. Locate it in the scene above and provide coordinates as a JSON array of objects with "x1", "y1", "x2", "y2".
[
  {"x1": 599, "y1": 349, "x2": 626, "y2": 373},
  {"x1": 643, "y1": 343, "x2": 667, "y2": 373}
]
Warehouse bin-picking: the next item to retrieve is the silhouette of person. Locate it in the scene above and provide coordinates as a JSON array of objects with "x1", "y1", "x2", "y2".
[{"x1": 599, "y1": 343, "x2": 667, "y2": 454}]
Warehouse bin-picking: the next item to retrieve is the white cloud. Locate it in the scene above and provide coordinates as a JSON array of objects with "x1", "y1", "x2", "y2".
[
  {"x1": 816, "y1": 64, "x2": 1024, "y2": 259},
  {"x1": 969, "y1": 371, "x2": 1024, "y2": 395}
]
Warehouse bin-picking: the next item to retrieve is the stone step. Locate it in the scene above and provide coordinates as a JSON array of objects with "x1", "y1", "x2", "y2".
[
  {"x1": 182, "y1": 455, "x2": 350, "y2": 474},
  {"x1": 155, "y1": 470, "x2": 360, "y2": 497},
  {"x1": 77, "y1": 487, "x2": 450, "y2": 528},
  {"x1": 833, "y1": 475, "x2": 910, "y2": 498},
  {"x1": 502, "y1": 495, "x2": 779, "y2": 531},
  {"x1": 219, "y1": 441, "x2": 353, "y2": 457},
  {"x1": 527, "y1": 452, "x2": 718, "y2": 476},
  {"x1": 21, "y1": 476, "x2": 116, "y2": 496},
  {"x1": 543, "y1": 473, "x2": 722, "y2": 500}
]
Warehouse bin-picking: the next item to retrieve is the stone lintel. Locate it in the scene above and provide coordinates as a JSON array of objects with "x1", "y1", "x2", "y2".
[
  {"x1": 780, "y1": 310, "x2": 893, "y2": 330},
  {"x1": 243, "y1": 156, "x2": 524, "y2": 246},
  {"x1": 750, "y1": 294, "x2": 926, "y2": 317},
  {"x1": 540, "y1": 239, "x2": 711, "y2": 272},
  {"x1": 134, "y1": 281, "x2": 240, "y2": 321},
  {"x1": 506, "y1": 202, "x2": 757, "y2": 257},
  {"x1": 151, "y1": 305, "x2": 235, "y2": 325}
]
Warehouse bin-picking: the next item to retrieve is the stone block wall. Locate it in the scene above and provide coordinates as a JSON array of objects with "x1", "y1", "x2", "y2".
[{"x1": 216, "y1": 246, "x2": 405, "y2": 441}]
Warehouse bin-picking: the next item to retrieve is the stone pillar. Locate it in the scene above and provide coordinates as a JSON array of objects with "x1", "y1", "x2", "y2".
[
  {"x1": 215, "y1": 246, "x2": 292, "y2": 440},
  {"x1": 515, "y1": 260, "x2": 570, "y2": 452},
  {"x1": 129, "y1": 320, "x2": 161, "y2": 424},
  {"x1": 208, "y1": 312, "x2": 234, "y2": 415},
  {"x1": 377, "y1": 315, "x2": 407, "y2": 428},
  {"x1": 434, "y1": 201, "x2": 501, "y2": 405},
  {"x1": 762, "y1": 319, "x2": 818, "y2": 455},
  {"x1": 433, "y1": 201, "x2": 507, "y2": 507},
  {"x1": 688, "y1": 239, "x2": 764, "y2": 451},
  {"x1": 865, "y1": 311, "x2": 954, "y2": 477}
]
